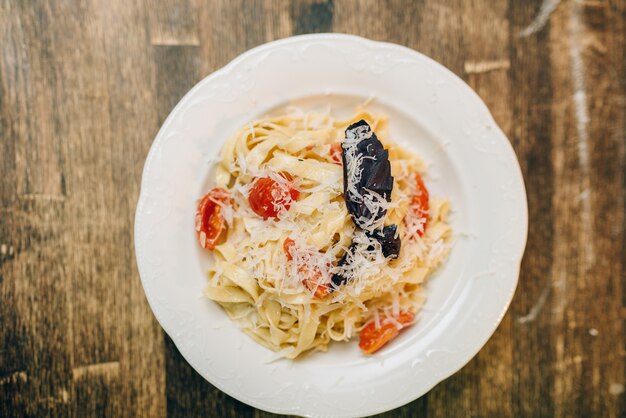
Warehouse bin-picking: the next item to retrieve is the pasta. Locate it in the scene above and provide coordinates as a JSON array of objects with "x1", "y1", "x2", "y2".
[{"x1": 196, "y1": 108, "x2": 452, "y2": 358}]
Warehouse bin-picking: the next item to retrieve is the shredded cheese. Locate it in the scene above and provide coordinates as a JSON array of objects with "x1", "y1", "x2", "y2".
[{"x1": 203, "y1": 110, "x2": 452, "y2": 358}]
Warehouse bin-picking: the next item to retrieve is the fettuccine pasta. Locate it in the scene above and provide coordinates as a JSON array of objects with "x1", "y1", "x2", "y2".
[{"x1": 196, "y1": 108, "x2": 451, "y2": 358}]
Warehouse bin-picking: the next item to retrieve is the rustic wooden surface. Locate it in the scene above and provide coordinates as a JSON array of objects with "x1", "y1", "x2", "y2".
[{"x1": 1, "y1": 0, "x2": 625, "y2": 417}]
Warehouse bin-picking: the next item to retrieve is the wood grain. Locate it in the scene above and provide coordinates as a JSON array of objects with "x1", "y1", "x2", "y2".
[
  {"x1": 1, "y1": 0, "x2": 624, "y2": 417},
  {"x1": 508, "y1": 2, "x2": 557, "y2": 416}
]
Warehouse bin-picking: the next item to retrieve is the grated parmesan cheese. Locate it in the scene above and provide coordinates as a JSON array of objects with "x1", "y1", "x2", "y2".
[{"x1": 203, "y1": 109, "x2": 452, "y2": 359}]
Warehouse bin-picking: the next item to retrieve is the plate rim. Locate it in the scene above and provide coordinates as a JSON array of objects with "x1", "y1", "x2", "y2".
[{"x1": 134, "y1": 33, "x2": 528, "y2": 417}]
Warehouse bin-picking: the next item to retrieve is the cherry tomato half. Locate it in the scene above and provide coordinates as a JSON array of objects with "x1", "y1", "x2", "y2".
[
  {"x1": 302, "y1": 276, "x2": 330, "y2": 299},
  {"x1": 248, "y1": 173, "x2": 299, "y2": 220},
  {"x1": 195, "y1": 188, "x2": 231, "y2": 250},
  {"x1": 359, "y1": 311, "x2": 415, "y2": 355},
  {"x1": 301, "y1": 270, "x2": 330, "y2": 299},
  {"x1": 283, "y1": 237, "x2": 330, "y2": 299},
  {"x1": 406, "y1": 173, "x2": 429, "y2": 238},
  {"x1": 283, "y1": 237, "x2": 295, "y2": 261},
  {"x1": 330, "y1": 143, "x2": 343, "y2": 165}
]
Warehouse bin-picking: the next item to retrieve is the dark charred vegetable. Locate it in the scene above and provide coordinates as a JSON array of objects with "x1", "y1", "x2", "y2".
[
  {"x1": 331, "y1": 240, "x2": 357, "y2": 287},
  {"x1": 331, "y1": 120, "x2": 402, "y2": 289},
  {"x1": 342, "y1": 120, "x2": 394, "y2": 228},
  {"x1": 369, "y1": 225, "x2": 401, "y2": 259},
  {"x1": 331, "y1": 225, "x2": 401, "y2": 287}
]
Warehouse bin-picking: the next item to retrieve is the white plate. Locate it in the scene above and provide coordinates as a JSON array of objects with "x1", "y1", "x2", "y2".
[{"x1": 135, "y1": 34, "x2": 528, "y2": 417}]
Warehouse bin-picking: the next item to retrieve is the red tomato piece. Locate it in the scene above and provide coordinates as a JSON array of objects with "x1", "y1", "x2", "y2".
[
  {"x1": 248, "y1": 173, "x2": 300, "y2": 220},
  {"x1": 406, "y1": 173, "x2": 430, "y2": 238},
  {"x1": 330, "y1": 143, "x2": 343, "y2": 165},
  {"x1": 283, "y1": 237, "x2": 295, "y2": 261},
  {"x1": 195, "y1": 188, "x2": 231, "y2": 250},
  {"x1": 358, "y1": 311, "x2": 415, "y2": 355},
  {"x1": 283, "y1": 237, "x2": 330, "y2": 299},
  {"x1": 302, "y1": 272, "x2": 330, "y2": 299}
]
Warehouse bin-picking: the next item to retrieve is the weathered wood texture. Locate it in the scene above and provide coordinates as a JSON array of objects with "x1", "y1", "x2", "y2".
[{"x1": 1, "y1": 0, "x2": 624, "y2": 417}]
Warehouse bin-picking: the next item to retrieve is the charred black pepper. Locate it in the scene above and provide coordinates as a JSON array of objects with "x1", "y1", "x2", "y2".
[
  {"x1": 331, "y1": 240, "x2": 359, "y2": 287},
  {"x1": 331, "y1": 225, "x2": 401, "y2": 287},
  {"x1": 341, "y1": 120, "x2": 394, "y2": 228},
  {"x1": 330, "y1": 120, "x2": 402, "y2": 289},
  {"x1": 369, "y1": 225, "x2": 401, "y2": 259}
]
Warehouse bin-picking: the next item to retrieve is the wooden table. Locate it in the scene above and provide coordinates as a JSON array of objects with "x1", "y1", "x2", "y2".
[{"x1": 1, "y1": 1, "x2": 624, "y2": 417}]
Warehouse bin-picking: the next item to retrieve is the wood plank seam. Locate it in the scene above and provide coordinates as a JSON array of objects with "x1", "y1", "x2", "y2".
[
  {"x1": 464, "y1": 59, "x2": 511, "y2": 74},
  {"x1": 0, "y1": 371, "x2": 28, "y2": 385},
  {"x1": 72, "y1": 361, "x2": 120, "y2": 381},
  {"x1": 19, "y1": 193, "x2": 66, "y2": 202},
  {"x1": 151, "y1": 39, "x2": 200, "y2": 47}
]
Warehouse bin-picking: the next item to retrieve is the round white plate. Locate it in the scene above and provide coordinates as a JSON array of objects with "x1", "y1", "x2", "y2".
[{"x1": 135, "y1": 34, "x2": 528, "y2": 417}]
